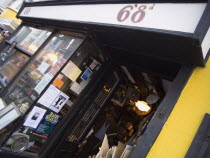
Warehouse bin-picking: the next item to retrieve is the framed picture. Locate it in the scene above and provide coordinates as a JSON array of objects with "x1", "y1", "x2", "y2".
[{"x1": 0, "y1": 102, "x2": 22, "y2": 130}]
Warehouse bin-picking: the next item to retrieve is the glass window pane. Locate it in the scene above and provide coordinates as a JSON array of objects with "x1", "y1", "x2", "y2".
[
  {"x1": 57, "y1": 39, "x2": 103, "y2": 104},
  {"x1": 0, "y1": 43, "x2": 30, "y2": 87},
  {"x1": 3, "y1": 38, "x2": 103, "y2": 154},
  {"x1": 3, "y1": 32, "x2": 84, "y2": 109},
  {"x1": 0, "y1": 32, "x2": 84, "y2": 153},
  {"x1": 0, "y1": 51, "x2": 29, "y2": 87},
  {"x1": 10, "y1": 26, "x2": 52, "y2": 54}
]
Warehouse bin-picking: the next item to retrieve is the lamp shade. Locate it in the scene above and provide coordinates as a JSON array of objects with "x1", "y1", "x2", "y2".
[{"x1": 133, "y1": 101, "x2": 152, "y2": 115}]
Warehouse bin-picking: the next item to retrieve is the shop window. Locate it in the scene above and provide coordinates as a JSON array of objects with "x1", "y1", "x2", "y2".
[
  {"x1": 0, "y1": 43, "x2": 27, "y2": 89},
  {"x1": 3, "y1": 32, "x2": 84, "y2": 107},
  {"x1": 0, "y1": 50, "x2": 29, "y2": 87},
  {"x1": 0, "y1": 26, "x2": 52, "y2": 90},
  {"x1": 0, "y1": 31, "x2": 85, "y2": 151},
  {"x1": 0, "y1": 29, "x2": 175, "y2": 158},
  {"x1": 0, "y1": 27, "x2": 175, "y2": 158},
  {"x1": 1, "y1": 36, "x2": 104, "y2": 155},
  {"x1": 10, "y1": 26, "x2": 51, "y2": 54}
]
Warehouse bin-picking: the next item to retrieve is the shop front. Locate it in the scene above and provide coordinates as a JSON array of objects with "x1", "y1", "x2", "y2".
[{"x1": 0, "y1": 1, "x2": 209, "y2": 158}]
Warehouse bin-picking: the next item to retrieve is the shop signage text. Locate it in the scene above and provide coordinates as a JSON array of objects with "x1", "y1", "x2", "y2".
[
  {"x1": 19, "y1": 3, "x2": 206, "y2": 33},
  {"x1": 117, "y1": 4, "x2": 155, "y2": 23}
]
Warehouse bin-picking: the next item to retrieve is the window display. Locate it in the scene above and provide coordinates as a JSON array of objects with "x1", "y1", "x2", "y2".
[
  {"x1": 0, "y1": 26, "x2": 52, "y2": 88},
  {"x1": 2, "y1": 37, "x2": 104, "y2": 155},
  {"x1": 3, "y1": 32, "x2": 84, "y2": 109},
  {"x1": 0, "y1": 31, "x2": 85, "y2": 149},
  {"x1": 0, "y1": 50, "x2": 29, "y2": 87},
  {"x1": 51, "y1": 40, "x2": 103, "y2": 110},
  {"x1": 10, "y1": 26, "x2": 52, "y2": 54},
  {"x1": 0, "y1": 23, "x2": 170, "y2": 158}
]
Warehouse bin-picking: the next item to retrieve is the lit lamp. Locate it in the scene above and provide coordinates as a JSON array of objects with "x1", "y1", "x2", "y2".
[{"x1": 133, "y1": 101, "x2": 151, "y2": 115}]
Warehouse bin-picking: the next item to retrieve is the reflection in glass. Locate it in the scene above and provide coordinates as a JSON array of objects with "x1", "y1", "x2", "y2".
[
  {"x1": 0, "y1": 42, "x2": 17, "y2": 63},
  {"x1": 2, "y1": 33, "x2": 84, "y2": 154},
  {"x1": 0, "y1": 51, "x2": 29, "y2": 86},
  {"x1": 10, "y1": 26, "x2": 52, "y2": 54},
  {"x1": 3, "y1": 33, "x2": 84, "y2": 110}
]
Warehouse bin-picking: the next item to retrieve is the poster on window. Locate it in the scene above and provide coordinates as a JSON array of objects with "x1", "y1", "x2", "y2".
[
  {"x1": 49, "y1": 92, "x2": 69, "y2": 113},
  {"x1": 61, "y1": 61, "x2": 82, "y2": 81},
  {"x1": 32, "y1": 111, "x2": 62, "y2": 138},
  {"x1": 23, "y1": 106, "x2": 47, "y2": 129},
  {"x1": 49, "y1": 58, "x2": 66, "y2": 75},
  {"x1": 38, "y1": 85, "x2": 69, "y2": 113},
  {"x1": 38, "y1": 85, "x2": 61, "y2": 108}
]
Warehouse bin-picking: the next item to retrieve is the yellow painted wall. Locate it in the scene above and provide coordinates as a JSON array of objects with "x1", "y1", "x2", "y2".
[
  {"x1": 0, "y1": 8, "x2": 21, "y2": 24},
  {"x1": 147, "y1": 58, "x2": 210, "y2": 158}
]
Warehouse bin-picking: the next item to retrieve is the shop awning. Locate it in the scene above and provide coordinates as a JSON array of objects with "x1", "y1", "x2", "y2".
[{"x1": 17, "y1": 1, "x2": 210, "y2": 66}]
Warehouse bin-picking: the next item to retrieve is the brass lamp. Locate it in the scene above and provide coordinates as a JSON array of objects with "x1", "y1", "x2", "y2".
[{"x1": 133, "y1": 101, "x2": 152, "y2": 116}]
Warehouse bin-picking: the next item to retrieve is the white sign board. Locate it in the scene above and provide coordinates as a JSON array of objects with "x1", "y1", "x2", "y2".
[{"x1": 20, "y1": 3, "x2": 206, "y2": 33}]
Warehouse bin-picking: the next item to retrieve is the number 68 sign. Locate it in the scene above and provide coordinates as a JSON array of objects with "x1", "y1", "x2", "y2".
[{"x1": 117, "y1": 4, "x2": 155, "y2": 23}]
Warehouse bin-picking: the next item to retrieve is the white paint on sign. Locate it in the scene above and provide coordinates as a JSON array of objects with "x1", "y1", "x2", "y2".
[
  {"x1": 19, "y1": 3, "x2": 206, "y2": 33},
  {"x1": 202, "y1": 27, "x2": 210, "y2": 58}
]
